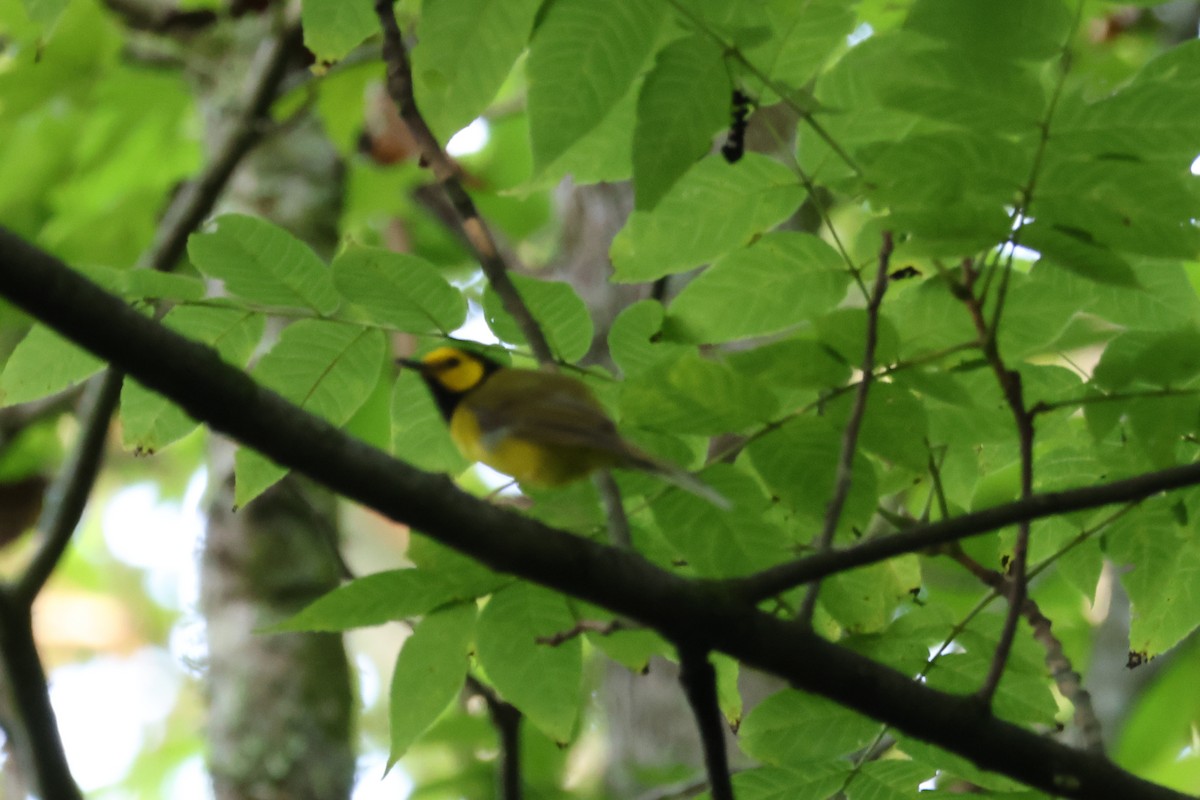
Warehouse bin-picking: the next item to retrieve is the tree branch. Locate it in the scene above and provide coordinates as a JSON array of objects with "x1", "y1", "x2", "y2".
[
  {"x1": 144, "y1": 22, "x2": 303, "y2": 272},
  {"x1": 13, "y1": 373, "x2": 121, "y2": 604},
  {"x1": 724, "y1": 456, "x2": 1200, "y2": 603},
  {"x1": 0, "y1": 590, "x2": 82, "y2": 800},
  {"x1": 797, "y1": 231, "x2": 891, "y2": 625},
  {"x1": 467, "y1": 675, "x2": 523, "y2": 800},
  {"x1": 0, "y1": 231, "x2": 1193, "y2": 800},
  {"x1": 946, "y1": 545, "x2": 1104, "y2": 752},
  {"x1": 372, "y1": 0, "x2": 553, "y2": 365},
  {"x1": 676, "y1": 647, "x2": 733, "y2": 800},
  {"x1": 959, "y1": 260, "x2": 1036, "y2": 705}
]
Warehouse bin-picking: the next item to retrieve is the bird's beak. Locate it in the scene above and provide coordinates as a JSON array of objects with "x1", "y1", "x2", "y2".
[{"x1": 396, "y1": 357, "x2": 425, "y2": 371}]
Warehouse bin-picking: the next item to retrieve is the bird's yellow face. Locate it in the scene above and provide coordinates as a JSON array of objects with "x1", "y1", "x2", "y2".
[
  {"x1": 402, "y1": 347, "x2": 502, "y2": 423},
  {"x1": 415, "y1": 347, "x2": 489, "y2": 394}
]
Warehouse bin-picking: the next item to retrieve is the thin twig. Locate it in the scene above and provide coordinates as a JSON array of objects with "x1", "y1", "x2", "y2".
[
  {"x1": 0, "y1": 388, "x2": 81, "y2": 451},
  {"x1": 985, "y1": 0, "x2": 1080, "y2": 335},
  {"x1": 797, "y1": 231, "x2": 892, "y2": 625},
  {"x1": 701, "y1": 340, "x2": 978, "y2": 473},
  {"x1": 536, "y1": 618, "x2": 630, "y2": 647},
  {"x1": 945, "y1": 545, "x2": 1104, "y2": 752},
  {"x1": 0, "y1": 589, "x2": 82, "y2": 800},
  {"x1": 145, "y1": 23, "x2": 304, "y2": 272},
  {"x1": 1030, "y1": 387, "x2": 1200, "y2": 416},
  {"x1": 757, "y1": 110, "x2": 862, "y2": 291},
  {"x1": 466, "y1": 675, "x2": 523, "y2": 800},
  {"x1": 14, "y1": 373, "x2": 122, "y2": 604},
  {"x1": 724, "y1": 459, "x2": 1185, "y2": 603},
  {"x1": 373, "y1": 0, "x2": 553, "y2": 365},
  {"x1": 676, "y1": 647, "x2": 734, "y2": 800},
  {"x1": 956, "y1": 260, "x2": 1035, "y2": 705}
]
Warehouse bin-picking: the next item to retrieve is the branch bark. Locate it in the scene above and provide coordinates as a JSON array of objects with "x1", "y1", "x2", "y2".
[{"x1": 676, "y1": 648, "x2": 733, "y2": 800}]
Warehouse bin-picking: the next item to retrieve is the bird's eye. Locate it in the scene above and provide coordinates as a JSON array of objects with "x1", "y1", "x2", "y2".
[{"x1": 444, "y1": 357, "x2": 460, "y2": 368}]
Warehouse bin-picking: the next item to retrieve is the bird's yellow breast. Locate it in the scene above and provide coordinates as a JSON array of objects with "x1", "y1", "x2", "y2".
[{"x1": 449, "y1": 404, "x2": 610, "y2": 487}]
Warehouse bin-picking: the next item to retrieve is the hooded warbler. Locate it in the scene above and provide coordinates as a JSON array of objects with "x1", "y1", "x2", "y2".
[{"x1": 401, "y1": 347, "x2": 727, "y2": 507}]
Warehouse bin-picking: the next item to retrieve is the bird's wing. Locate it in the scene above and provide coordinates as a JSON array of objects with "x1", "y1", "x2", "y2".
[{"x1": 469, "y1": 373, "x2": 629, "y2": 455}]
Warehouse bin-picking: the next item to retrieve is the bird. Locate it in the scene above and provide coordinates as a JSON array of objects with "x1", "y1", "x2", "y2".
[{"x1": 399, "y1": 346, "x2": 728, "y2": 507}]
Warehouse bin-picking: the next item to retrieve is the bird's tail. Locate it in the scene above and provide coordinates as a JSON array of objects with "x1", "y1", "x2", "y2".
[{"x1": 623, "y1": 449, "x2": 731, "y2": 510}]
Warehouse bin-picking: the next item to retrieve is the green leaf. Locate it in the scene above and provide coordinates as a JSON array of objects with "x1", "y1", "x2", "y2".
[
  {"x1": 744, "y1": 0, "x2": 856, "y2": 94},
  {"x1": 411, "y1": 0, "x2": 543, "y2": 141},
  {"x1": 586, "y1": 625, "x2": 670, "y2": 673},
  {"x1": 301, "y1": 0, "x2": 378, "y2": 63},
  {"x1": 388, "y1": 603, "x2": 476, "y2": 765},
  {"x1": 124, "y1": 271, "x2": 206, "y2": 303},
  {"x1": 1123, "y1": 395, "x2": 1200, "y2": 468},
  {"x1": 1093, "y1": 328, "x2": 1200, "y2": 389},
  {"x1": 483, "y1": 274, "x2": 594, "y2": 363},
  {"x1": 740, "y1": 689, "x2": 878, "y2": 763},
  {"x1": 535, "y1": 76, "x2": 638, "y2": 186},
  {"x1": 332, "y1": 246, "x2": 467, "y2": 334},
  {"x1": 926, "y1": 620, "x2": 1058, "y2": 726},
  {"x1": 900, "y1": 737, "x2": 1027, "y2": 793},
  {"x1": 608, "y1": 300, "x2": 690, "y2": 380},
  {"x1": 0, "y1": 324, "x2": 103, "y2": 406},
  {"x1": 730, "y1": 765, "x2": 850, "y2": 800},
  {"x1": 611, "y1": 154, "x2": 806, "y2": 282},
  {"x1": 845, "y1": 761, "x2": 937, "y2": 800},
  {"x1": 1109, "y1": 501, "x2": 1200, "y2": 660},
  {"x1": 816, "y1": 307, "x2": 901, "y2": 366},
  {"x1": 620, "y1": 352, "x2": 779, "y2": 435},
  {"x1": 713, "y1": 652, "x2": 742, "y2": 725},
  {"x1": 408, "y1": 534, "x2": 509, "y2": 591},
  {"x1": 22, "y1": 0, "x2": 69, "y2": 26},
  {"x1": 862, "y1": 131, "x2": 1026, "y2": 253},
  {"x1": 822, "y1": 556, "x2": 922, "y2": 634},
  {"x1": 188, "y1": 214, "x2": 340, "y2": 314},
  {"x1": 121, "y1": 307, "x2": 264, "y2": 453},
  {"x1": 235, "y1": 321, "x2": 386, "y2": 505},
  {"x1": 652, "y1": 465, "x2": 791, "y2": 577},
  {"x1": 1054, "y1": 41, "x2": 1200, "y2": 165},
  {"x1": 391, "y1": 370, "x2": 469, "y2": 474},
  {"x1": 725, "y1": 337, "x2": 851, "y2": 391},
  {"x1": 475, "y1": 582, "x2": 581, "y2": 742},
  {"x1": 1035, "y1": 157, "x2": 1200, "y2": 262},
  {"x1": 876, "y1": 35, "x2": 1046, "y2": 134},
  {"x1": 526, "y1": 0, "x2": 665, "y2": 173},
  {"x1": 903, "y1": 0, "x2": 1073, "y2": 62},
  {"x1": 1113, "y1": 635, "x2": 1200, "y2": 774},
  {"x1": 665, "y1": 232, "x2": 849, "y2": 343},
  {"x1": 825, "y1": 382, "x2": 930, "y2": 472},
  {"x1": 746, "y1": 418, "x2": 878, "y2": 537},
  {"x1": 275, "y1": 568, "x2": 505, "y2": 633},
  {"x1": 633, "y1": 35, "x2": 729, "y2": 210}
]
